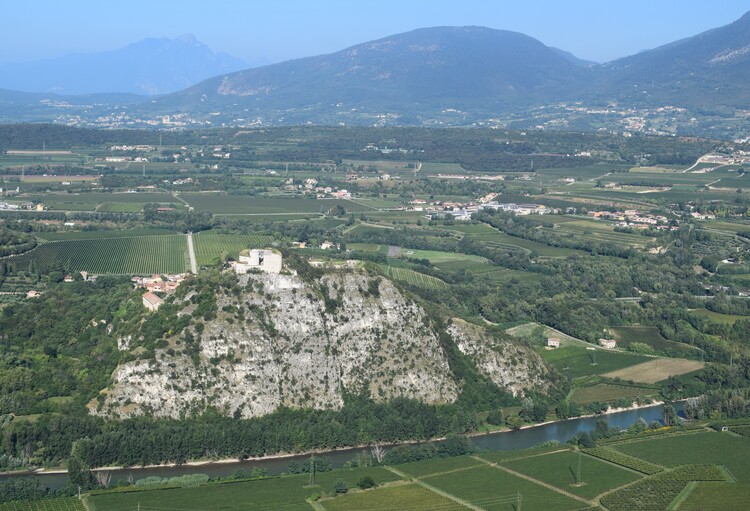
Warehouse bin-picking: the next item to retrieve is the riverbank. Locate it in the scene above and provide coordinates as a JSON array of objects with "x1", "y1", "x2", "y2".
[{"x1": 27, "y1": 399, "x2": 668, "y2": 476}]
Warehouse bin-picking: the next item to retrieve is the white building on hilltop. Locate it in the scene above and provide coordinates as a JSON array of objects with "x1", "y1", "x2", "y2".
[{"x1": 234, "y1": 249, "x2": 283, "y2": 274}]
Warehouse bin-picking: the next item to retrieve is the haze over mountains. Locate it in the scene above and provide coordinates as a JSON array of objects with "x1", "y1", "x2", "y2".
[
  {"x1": 2, "y1": 11, "x2": 750, "y2": 131},
  {"x1": 0, "y1": 34, "x2": 251, "y2": 95}
]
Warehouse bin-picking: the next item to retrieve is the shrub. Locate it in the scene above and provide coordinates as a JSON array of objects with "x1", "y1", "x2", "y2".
[
  {"x1": 357, "y1": 475, "x2": 377, "y2": 489},
  {"x1": 333, "y1": 479, "x2": 348, "y2": 494}
]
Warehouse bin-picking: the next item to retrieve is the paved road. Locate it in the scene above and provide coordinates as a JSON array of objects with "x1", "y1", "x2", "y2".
[{"x1": 187, "y1": 232, "x2": 197, "y2": 274}]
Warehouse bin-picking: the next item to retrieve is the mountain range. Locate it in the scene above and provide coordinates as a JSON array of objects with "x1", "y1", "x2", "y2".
[
  {"x1": 2, "y1": 11, "x2": 750, "y2": 129},
  {"x1": 0, "y1": 34, "x2": 251, "y2": 95}
]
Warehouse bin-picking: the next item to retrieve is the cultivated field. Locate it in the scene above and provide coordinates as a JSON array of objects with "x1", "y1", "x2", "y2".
[
  {"x1": 540, "y1": 346, "x2": 650, "y2": 379},
  {"x1": 422, "y1": 464, "x2": 585, "y2": 511},
  {"x1": 676, "y1": 481, "x2": 750, "y2": 510},
  {"x1": 381, "y1": 265, "x2": 449, "y2": 289},
  {"x1": 605, "y1": 326, "x2": 699, "y2": 356},
  {"x1": 192, "y1": 231, "x2": 274, "y2": 266},
  {"x1": 0, "y1": 499, "x2": 85, "y2": 511},
  {"x1": 321, "y1": 482, "x2": 467, "y2": 511},
  {"x1": 613, "y1": 431, "x2": 750, "y2": 482},
  {"x1": 603, "y1": 358, "x2": 705, "y2": 384},
  {"x1": 501, "y1": 449, "x2": 642, "y2": 499},
  {"x1": 7, "y1": 235, "x2": 189, "y2": 274},
  {"x1": 89, "y1": 467, "x2": 400, "y2": 511},
  {"x1": 37, "y1": 229, "x2": 176, "y2": 241},
  {"x1": 570, "y1": 383, "x2": 656, "y2": 404},
  {"x1": 689, "y1": 308, "x2": 750, "y2": 325}
]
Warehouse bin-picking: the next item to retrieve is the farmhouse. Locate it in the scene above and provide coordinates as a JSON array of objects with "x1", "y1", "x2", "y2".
[
  {"x1": 234, "y1": 249, "x2": 283, "y2": 274},
  {"x1": 599, "y1": 338, "x2": 617, "y2": 349},
  {"x1": 142, "y1": 292, "x2": 164, "y2": 312},
  {"x1": 547, "y1": 337, "x2": 561, "y2": 348}
]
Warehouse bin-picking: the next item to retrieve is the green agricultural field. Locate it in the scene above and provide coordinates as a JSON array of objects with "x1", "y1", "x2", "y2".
[
  {"x1": 570, "y1": 383, "x2": 656, "y2": 404},
  {"x1": 6, "y1": 235, "x2": 189, "y2": 274},
  {"x1": 603, "y1": 358, "x2": 705, "y2": 384},
  {"x1": 478, "y1": 445, "x2": 573, "y2": 465},
  {"x1": 600, "y1": 464, "x2": 730, "y2": 511},
  {"x1": 501, "y1": 450, "x2": 642, "y2": 499},
  {"x1": 0, "y1": 497, "x2": 85, "y2": 511},
  {"x1": 192, "y1": 231, "x2": 275, "y2": 266},
  {"x1": 423, "y1": 464, "x2": 585, "y2": 511},
  {"x1": 28, "y1": 192, "x2": 176, "y2": 205},
  {"x1": 381, "y1": 265, "x2": 448, "y2": 289},
  {"x1": 677, "y1": 482, "x2": 750, "y2": 510},
  {"x1": 182, "y1": 193, "x2": 372, "y2": 214},
  {"x1": 96, "y1": 202, "x2": 143, "y2": 213},
  {"x1": 219, "y1": 213, "x2": 324, "y2": 222},
  {"x1": 399, "y1": 248, "x2": 487, "y2": 264},
  {"x1": 89, "y1": 467, "x2": 400, "y2": 511},
  {"x1": 613, "y1": 432, "x2": 750, "y2": 483},
  {"x1": 605, "y1": 326, "x2": 700, "y2": 356},
  {"x1": 582, "y1": 447, "x2": 664, "y2": 475},
  {"x1": 689, "y1": 308, "x2": 750, "y2": 325},
  {"x1": 467, "y1": 231, "x2": 585, "y2": 257},
  {"x1": 432, "y1": 259, "x2": 497, "y2": 273},
  {"x1": 553, "y1": 220, "x2": 653, "y2": 248},
  {"x1": 321, "y1": 482, "x2": 467, "y2": 511},
  {"x1": 347, "y1": 243, "x2": 381, "y2": 253},
  {"x1": 482, "y1": 268, "x2": 542, "y2": 283},
  {"x1": 37, "y1": 229, "x2": 177, "y2": 241},
  {"x1": 43, "y1": 202, "x2": 99, "y2": 212},
  {"x1": 398, "y1": 455, "x2": 484, "y2": 478},
  {"x1": 539, "y1": 346, "x2": 650, "y2": 379},
  {"x1": 441, "y1": 223, "x2": 497, "y2": 235}
]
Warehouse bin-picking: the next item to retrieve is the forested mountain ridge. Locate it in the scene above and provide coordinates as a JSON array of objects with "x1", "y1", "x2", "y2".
[
  {"x1": 147, "y1": 26, "x2": 587, "y2": 121},
  {"x1": 93, "y1": 268, "x2": 547, "y2": 419},
  {"x1": 4, "y1": 13, "x2": 750, "y2": 133}
]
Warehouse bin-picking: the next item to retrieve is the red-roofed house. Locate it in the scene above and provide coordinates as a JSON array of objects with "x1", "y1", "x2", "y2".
[{"x1": 142, "y1": 292, "x2": 164, "y2": 312}]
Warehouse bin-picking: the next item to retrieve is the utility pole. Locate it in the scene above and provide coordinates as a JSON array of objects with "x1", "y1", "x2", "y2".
[
  {"x1": 77, "y1": 486, "x2": 81, "y2": 500},
  {"x1": 577, "y1": 452, "x2": 582, "y2": 485},
  {"x1": 308, "y1": 455, "x2": 316, "y2": 486},
  {"x1": 517, "y1": 490, "x2": 522, "y2": 511}
]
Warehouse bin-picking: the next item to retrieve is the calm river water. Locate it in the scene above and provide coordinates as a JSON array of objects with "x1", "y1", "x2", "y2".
[{"x1": 1, "y1": 403, "x2": 679, "y2": 490}]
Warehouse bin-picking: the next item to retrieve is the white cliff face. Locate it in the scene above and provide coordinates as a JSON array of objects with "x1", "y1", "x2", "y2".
[
  {"x1": 93, "y1": 271, "x2": 547, "y2": 419},
  {"x1": 448, "y1": 319, "x2": 548, "y2": 396}
]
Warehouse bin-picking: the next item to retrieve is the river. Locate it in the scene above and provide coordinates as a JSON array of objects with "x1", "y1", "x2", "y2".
[{"x1": 1, "y1": 403, "x2": 679, "y2": 490}]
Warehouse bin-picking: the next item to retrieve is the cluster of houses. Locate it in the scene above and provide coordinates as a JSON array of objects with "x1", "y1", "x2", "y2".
[
  {"x1": 0, "y1": 201, "x2": 39, "y2": 211},
  {"x1": 418, "y1": 200, "x2": 552, "y2": 221},
  {"x1": 588, "y1": 209, "x2": 674, "y2": 230},
  {"x1": 135, "y1": 274, "x2": 187, "y2": 312}
]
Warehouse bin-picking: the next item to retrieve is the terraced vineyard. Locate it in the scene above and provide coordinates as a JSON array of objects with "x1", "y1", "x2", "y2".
[
  {"x1": 5, "y1": 235, "x2": 189, "y2": 274},
  {"x1": 192, "y1": 231, "x2": 275, "y2": 266},
  {"x1": 381, "y1": 265, "x2": 448, "y2": 289}
]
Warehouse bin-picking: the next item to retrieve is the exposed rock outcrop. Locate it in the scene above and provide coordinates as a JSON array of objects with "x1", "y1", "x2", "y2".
[{"x1": 93, "y1": 271, "x2": 547, "y2": 419}]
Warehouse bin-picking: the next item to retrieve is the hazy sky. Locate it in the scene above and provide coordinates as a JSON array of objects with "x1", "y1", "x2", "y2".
[{"x1": 1, "y1": 0, "x2": 748, "y2": 65}]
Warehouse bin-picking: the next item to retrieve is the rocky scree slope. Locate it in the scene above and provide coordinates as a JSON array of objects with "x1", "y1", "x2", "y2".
[{"x1": 93, "y1": 271, "x2": 547, "y2": 419}]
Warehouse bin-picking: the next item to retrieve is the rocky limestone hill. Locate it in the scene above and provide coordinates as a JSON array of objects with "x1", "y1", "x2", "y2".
[{"x1": 92, "y1": 270, "x2": 548, "y2": 419}]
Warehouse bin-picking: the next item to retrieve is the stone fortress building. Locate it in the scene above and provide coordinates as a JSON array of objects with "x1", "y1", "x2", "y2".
[{"x1": 234, "y1": 249, "x2": 283, "y2": 274}]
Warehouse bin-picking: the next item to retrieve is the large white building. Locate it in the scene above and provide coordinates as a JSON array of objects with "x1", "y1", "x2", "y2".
[{"x1": 234, "y1": 249, "x2": 283, "y2": 274}]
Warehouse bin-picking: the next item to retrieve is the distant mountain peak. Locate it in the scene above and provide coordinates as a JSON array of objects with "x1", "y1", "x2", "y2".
[
  {"x1": 176, "y1": 33, "x2": 198, "y2": 44},
  {"x1": 0, "y1": 35, "x2": 249, "y2": 95}
]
